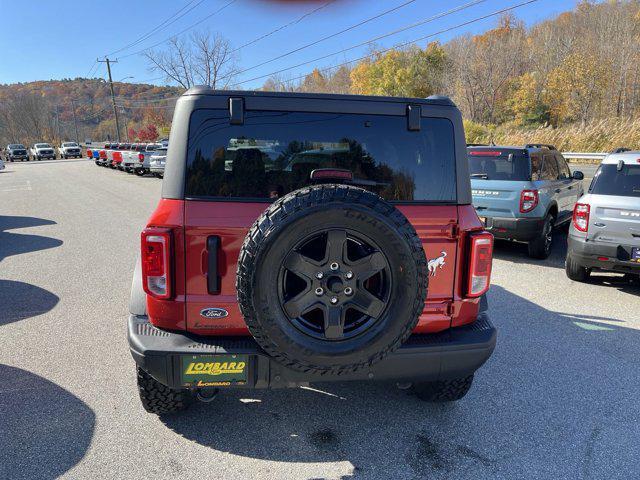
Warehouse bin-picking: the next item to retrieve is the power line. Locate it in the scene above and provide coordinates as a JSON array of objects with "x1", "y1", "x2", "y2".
[
  {"x1": 232, "y1": 0, "x2": 538, "y2": 88},
  {"x1": 103, "y1": 0, "x2": 206, "y2": 57},
  {"x1": 230, "y1": 0, "x2": 336, "y2": 54},
  {"x1": 225, "y1": 0, "x2": 487, "y2": 85},
  {"x1": 229, "y1": 0, "x2": 420, "y2": 79},
  {"x1": 119, "y1": 0, "x2": 238, "y2": 59}
]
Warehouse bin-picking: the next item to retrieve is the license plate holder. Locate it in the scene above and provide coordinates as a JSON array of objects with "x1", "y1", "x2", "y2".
[
  {"x1": 180, "y1": 354, "x2": 249, "y2": 387},
  {"x1": 631, "y1": 247, "x2": 640, "y2": 262}
]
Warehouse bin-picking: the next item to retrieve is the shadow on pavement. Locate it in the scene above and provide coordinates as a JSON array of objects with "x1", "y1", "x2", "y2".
[
  {"x1": 0, "y1": 365, "x2": 95, "y2": 480},
  {"x1": 0, "y1": 280, "x2": 59, "y2": 326},
  {"x1": 494, "y1": 229, "x2": 640, "y2": 295},
  {"x1": 160, "y1": 285, "x2": 640, "y2": 479},
  {"x1": 492, "y1": 228, "x2": 568, "y2": 270},
  {"x1": 0, "y1": 215, "x2": 62, "y2": 263}
]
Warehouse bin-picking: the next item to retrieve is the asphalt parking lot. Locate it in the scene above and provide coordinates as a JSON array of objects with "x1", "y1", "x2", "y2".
[{"x1": 1, "y1": 159, "x2": 638, "y2": 480}]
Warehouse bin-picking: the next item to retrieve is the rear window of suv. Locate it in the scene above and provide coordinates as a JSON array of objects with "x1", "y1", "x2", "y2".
[
  {"x1": 590, "y1": 164, "x2": 640, "y2": 197},
  {"x1": 468, "y1": 150, "x2": 530, "y2": 181},
  {"x1": 185, "y1": 109, "x2": 456, "y2": 202}
]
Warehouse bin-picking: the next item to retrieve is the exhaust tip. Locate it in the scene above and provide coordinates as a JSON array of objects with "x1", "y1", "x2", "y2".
[{"x1": 196, "y1": 388, "x2": 219, "y2": 403}]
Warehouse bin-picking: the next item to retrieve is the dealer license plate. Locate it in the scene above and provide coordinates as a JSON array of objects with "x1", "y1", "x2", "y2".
[{"x1": 180, "y1": 354, "x2": 248, "y2": 387}]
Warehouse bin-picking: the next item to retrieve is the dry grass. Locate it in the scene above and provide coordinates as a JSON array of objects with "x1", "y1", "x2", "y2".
[{"x1": 467, "y1": 119, "x2": 640, "y2": 152}]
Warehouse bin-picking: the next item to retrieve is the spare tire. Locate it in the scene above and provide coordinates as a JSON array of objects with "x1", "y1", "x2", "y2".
[{"x1": 237, "y1": 184, "x2": 428, "y2": 375}]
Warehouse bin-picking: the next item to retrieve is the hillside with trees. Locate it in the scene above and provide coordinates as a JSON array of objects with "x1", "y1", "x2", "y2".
[
  {"x1": 262, "y1": 1, "x2": 640, "y2": 151},
  {"x1": 0, "y1": 79, "x2": 181, "y2": 146}
]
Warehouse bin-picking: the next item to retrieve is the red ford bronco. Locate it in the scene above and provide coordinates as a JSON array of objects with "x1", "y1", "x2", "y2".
[{"x1": 128, "y1": 88, "x2": 496, "y2": 414}]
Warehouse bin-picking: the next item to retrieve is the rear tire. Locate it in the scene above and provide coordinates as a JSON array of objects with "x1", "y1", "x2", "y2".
[
  {"x1": 413, "y1": 375, "x2": 474, "y2": 402},
  {"x1": 528, "y1": 214, "x2": 554, "y2": 259},
  {"x1": 137, "y1": 367, "x2": 193, "y2": 415},
  {"x1": 565, "y1": 254, "x2": 590, "y2": 282}
]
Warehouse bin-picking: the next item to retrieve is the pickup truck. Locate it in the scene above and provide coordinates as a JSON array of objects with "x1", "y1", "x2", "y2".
[
  {"x1": 57, "y1": 142, "x2": 82, "y2": 159},
  {"x1": 30, "y1": 143, "x2": 56, "y2": 160},
  {"x1": 129, "y1": 143, "x2": 161, "y2": 176},
  {"x1": 122, "y1": 143, "x2": 145, "y2": 173},
  {"x1": 4, "y1": 144, "x2": 29, "y2": 161},
  {"x1": 149, "y1": 146, "x2": 167, "y2": 178}
]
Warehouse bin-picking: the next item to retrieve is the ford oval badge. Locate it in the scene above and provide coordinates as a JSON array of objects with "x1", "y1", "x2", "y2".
[{"x1": 200, "y1": 308, "x2": 229, "y2": 319}]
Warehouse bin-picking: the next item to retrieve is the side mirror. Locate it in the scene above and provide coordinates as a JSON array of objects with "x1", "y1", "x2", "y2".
[{"x1": 573, "y1": 171, "x2": 584, "y2": 180}]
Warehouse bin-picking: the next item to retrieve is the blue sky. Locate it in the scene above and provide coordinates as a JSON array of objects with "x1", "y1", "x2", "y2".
[{"x1": 0, "y1": 0, "x2": 578, "y2": 89}]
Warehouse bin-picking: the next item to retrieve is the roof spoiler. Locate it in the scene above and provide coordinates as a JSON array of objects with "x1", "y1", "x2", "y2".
[{"x1": 525, "y1": 144, "x2": 556, "y2": 150}]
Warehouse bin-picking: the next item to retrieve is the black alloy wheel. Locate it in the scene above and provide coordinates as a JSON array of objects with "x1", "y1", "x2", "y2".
[{"x1": 278, "y1": 228, "x2": 391, "y2": 341}]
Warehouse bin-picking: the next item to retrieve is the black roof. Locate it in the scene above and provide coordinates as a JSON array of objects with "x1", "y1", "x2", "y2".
[{"x1": 182, "y1": 86, "x2": 456, "y2": 107}]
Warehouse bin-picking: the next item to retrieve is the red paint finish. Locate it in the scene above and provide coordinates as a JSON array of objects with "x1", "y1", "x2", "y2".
[
  {"x1": 182, "y1": 201, "x2": 462, "y2": 336},
  {"x1": 145, "y1": 199, "x2": 187, "y2": 331},
  {"x1": 98, "y1": 150, "x2": 107, "y2": 159},
  {"x1": 145, "y1": 199, "x2": 491, "y2": 336},
  {"x1": 113, "y1": 151, "x2": 123, "y2": 165},
  {"x1": 450, "y1": 204, "x2": 487, "y2": 328}
]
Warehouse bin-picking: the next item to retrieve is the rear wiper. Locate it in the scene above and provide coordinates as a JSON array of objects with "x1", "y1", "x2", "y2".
[{"x1": 471, "y1": 173, "x2": 489, "y2": 179}]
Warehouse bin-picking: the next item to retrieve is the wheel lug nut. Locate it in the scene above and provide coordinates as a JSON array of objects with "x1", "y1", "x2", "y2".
[
  {"x1": 330, "y1": 297, "x2": 338, "y2": 304},
  {"x1": 316, "y1": 272, "x2": 324, "y2": 279},
  {"x1": 315, "y1": 287, "x2": 324, "y2": 296},
  {"x1": 330, "y1": 262, "x2": 339, "y2": 271},
  {"x1": 344, "y1": 287, "x2": 353, "y2": 296},
  {"x1": 345, "y1": 271, "x2": 353, "y2": 279}
]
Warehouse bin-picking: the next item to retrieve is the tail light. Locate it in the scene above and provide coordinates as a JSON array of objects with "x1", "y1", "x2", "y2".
[
  {"x1": 519, "y1": 189, "x2": 539, "y2": 213},
  {"x1": 572, "y1": 203, "x2": 590, "y2": 232},
  {"x1": 138, "y1": 153, "x2": 144, "y2": 163},
  {"x1": 467, "y1": 232, "x2": 493, "y2": 298},
  {"x1": 141, "y1": 227, "x2": 172, "y2": 299}
]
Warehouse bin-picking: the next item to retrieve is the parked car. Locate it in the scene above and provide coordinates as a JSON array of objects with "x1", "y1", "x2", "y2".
[
  {"x1": 149, "y1": 146, "x2": 167, "y2": 178},
  {"x1": 133, "y1": 143, "x2": 161, "y2": 176},
  {"x1": 0, "y1": 157, "x2": 5, "y2": 171},
  {"x1": 57, "y1": 142, "x2": 82, "y2": 159},
  {"x1": 4, "y1": 144, "x2": 29, "y2": 161},
  {"x1": 566, "y1": 149, "x2": 640, "y2": 281},
  {"x1": 128, "y1": 88, "x2": 496, "y2": 414},
  {"x1": 30, "y1": 143, "x2": 56, "y2": 160},
  {"x1": 468, "y1": 144, "x2": 584, "y2": 258}
]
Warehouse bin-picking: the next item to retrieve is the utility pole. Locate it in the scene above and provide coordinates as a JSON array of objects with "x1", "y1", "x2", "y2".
[
  {"x1": 71, "y1": 99, "x2": 79, "y2": 143},
  {"x1": 97, "y1": 57, "x2": 121, "y2": 142},
  {"x1": 55, "y1": 105, "x2": 61, "y2": 143},
  {"x1": 120, "y1": 106, "x2": 129, "y2": 142}
]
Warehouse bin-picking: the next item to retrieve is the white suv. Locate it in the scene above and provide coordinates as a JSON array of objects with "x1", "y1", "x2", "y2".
[{"x1": 566, "y1": 149, "x2": 640, "y2": 281}]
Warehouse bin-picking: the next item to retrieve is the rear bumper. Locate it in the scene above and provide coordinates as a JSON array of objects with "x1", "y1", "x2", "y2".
[
  {"x1": 568, "y1": 235, "x2": 640, "y2": 273},
  {"x1": 482, "y1": 216, "x2": 543, "y2": 242},
  {"x1": 128, "y1": 312, "x2": 497, "y2": 390}
]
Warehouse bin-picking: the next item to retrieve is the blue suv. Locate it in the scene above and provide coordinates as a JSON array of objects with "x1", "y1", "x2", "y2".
[{"x1": 468, "y1": 144, "x2": 584, "y2": 258}]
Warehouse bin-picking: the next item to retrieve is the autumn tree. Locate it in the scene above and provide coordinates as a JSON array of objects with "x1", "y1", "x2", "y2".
[
  {"x1": 544, "y1": 52, "x2": 610, "y2": 126},
  {"x1": 350, "y1": 42, "x2": 449, "y2": 98},
  {"x1": 447, "y1": 14, "x2": 528, "y2": 123}
]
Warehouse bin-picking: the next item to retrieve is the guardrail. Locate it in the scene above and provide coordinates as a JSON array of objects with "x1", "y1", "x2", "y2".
[{"x1": 561, "y1": 152, "x2": 607, "y2": 161}]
